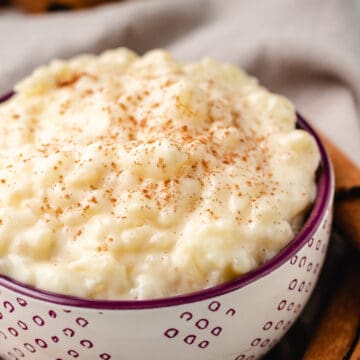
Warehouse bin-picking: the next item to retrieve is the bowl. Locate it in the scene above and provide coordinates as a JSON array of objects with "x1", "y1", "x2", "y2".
[{"x1": 0, "y1": 92, "x2": 334, "y2": 360}]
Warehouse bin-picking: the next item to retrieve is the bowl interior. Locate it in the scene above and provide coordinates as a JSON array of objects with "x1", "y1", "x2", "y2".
[{"x1": 0, "y1": 92, "x2": 333, "y2": 309}]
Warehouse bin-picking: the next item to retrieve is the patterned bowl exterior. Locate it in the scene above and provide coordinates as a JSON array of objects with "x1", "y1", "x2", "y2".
[
  {"x1": 0, "y1": 211, "x2": 332, "y2": 360},
  {"x1": 0, "y1": 93, "x2": 334, "y2": 360}
]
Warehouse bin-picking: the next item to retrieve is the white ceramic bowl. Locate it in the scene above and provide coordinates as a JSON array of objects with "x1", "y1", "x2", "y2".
[{"x1": 0, "y1": 95, "x2": 334, "y2": 360}]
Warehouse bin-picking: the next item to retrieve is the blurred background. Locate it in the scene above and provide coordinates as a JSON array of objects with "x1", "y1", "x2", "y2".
[
  {"x1": 0, "y1": 1, "x2": 359, "y2": 359},
  {"x1": 1, "y1": 0, "x2": 359, "y2": 165}
]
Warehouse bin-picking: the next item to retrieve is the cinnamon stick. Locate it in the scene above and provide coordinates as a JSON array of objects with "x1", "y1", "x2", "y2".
[
  {"x1": 350, "y1": 338, "x2": 360, "y2": 360},
  {"x1": 320, "y1": 134, "x2": 360, "y2": 251},
  {"x1": 13, "y1": 0, "x2": 111, "y2": 12},
  {"x1": 302, "y1": 262, "x2": 360, "y2": 360}
]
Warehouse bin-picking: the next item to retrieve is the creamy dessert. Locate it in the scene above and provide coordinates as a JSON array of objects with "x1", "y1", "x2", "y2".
[{"x1": 0, "y1": 49, "x2": 320, "y2": 300}]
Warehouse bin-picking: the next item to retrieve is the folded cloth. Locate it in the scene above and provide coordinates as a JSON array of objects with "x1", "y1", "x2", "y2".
[
  {"x1": 0, "y1": 0, "x2": 359, "y2": 165},
  {"x1": 0, "y1": 1, "x2": 359, "y2": 359}
]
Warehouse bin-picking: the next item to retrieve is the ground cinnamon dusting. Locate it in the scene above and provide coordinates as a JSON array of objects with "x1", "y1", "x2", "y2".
[{"x1": 0, "y1": 48, "x2": 321, "y2": 300}]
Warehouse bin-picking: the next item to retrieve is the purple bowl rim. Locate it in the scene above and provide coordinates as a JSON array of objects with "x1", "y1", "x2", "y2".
[{"x1": 0, "y1": 92, "x2": 333, "y2": 309}]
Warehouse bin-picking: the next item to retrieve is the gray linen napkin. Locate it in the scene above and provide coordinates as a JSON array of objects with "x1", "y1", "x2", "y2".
[
  {"x1": 1, "y1": 0, "x2": 359, "y2": 164},
  {"x1": 0, "y1": 1, "x2": 359, "y2": 359}
]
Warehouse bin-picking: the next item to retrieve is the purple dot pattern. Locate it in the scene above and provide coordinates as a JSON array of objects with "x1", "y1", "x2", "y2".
[
  {"x1": 163, "y1": 216, "x2": 329, "y2": 360},
  {"x1": 232, "y1": 214, "x2": 332, "y2": 359},
  {"x1": 0, "y1": 211, "x2": 331, "y2": 359},
  {"x1": 0, "y1": 293, "x2": 113, "y2": 359},
  {"x1": 262, "y1": 321, "x2": 272, "y2": 331},
  {"x1": 163, "y1": 300, "x2": 235, "y2": 350}
]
